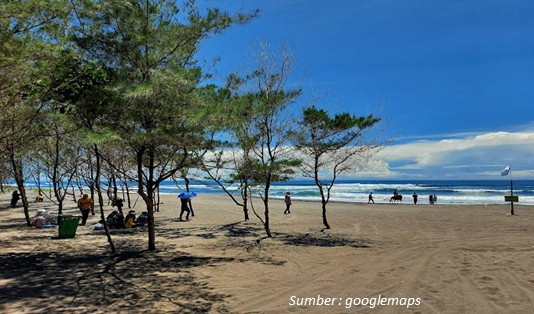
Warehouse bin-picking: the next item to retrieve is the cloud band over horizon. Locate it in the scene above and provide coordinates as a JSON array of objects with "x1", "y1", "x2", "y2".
[{"x1": 358, "y1": 130, "x2": 534, "y2": 179}]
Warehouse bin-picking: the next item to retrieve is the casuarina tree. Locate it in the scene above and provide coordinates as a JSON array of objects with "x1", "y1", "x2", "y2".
[{"x1": 292, "y1": 105, "x2": 382, "y2": 229}]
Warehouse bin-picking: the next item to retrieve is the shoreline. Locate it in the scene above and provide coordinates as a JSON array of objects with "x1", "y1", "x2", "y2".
[
  {"x1": 5, "y1": 178, "x2": 533, "y2": 206},
  {"x1": 148, "y1": 191, "x2": 526, "y2": 207}
]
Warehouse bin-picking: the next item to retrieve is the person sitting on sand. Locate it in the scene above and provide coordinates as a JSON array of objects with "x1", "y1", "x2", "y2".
[
  {"x1": 106, "y1": 210, "x2": 125, "y2": 228},
  {"x1": 124, "y1": 210, "x2": 136, "y2": 228},
  {"x1": 35, "y1": 194, "x2": 44, "y2": 202},
  {"x1": 31, "y1": 209, "x2": 56, "y2": 228},
  {"x1": 136, "y1": 212, "x2": 149, "y2": 227}
]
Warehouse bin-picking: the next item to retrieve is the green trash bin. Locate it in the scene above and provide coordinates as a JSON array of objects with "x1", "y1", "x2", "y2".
[{"x1": 58, "y1": 215, "x2": 81, "y2": 239}]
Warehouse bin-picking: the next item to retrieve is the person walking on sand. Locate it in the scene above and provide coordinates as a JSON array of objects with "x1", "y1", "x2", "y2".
[
  {"x1": 284, "y1": 192, "x2": 292, "y2": 214},
  {"x1": 412, "y1": 192, "x2": 418, "y2": 205},
  {"x1": 368, "y1": 192, "x2": 375, "y2": 204},
  {"x1": 111, "y1": 196, "x2": 124, "y2": 215},
  {"x1": 77, "y1": 193, "x2": 94, "y2": 226},
  {"x1": 10, "y1": 190, "x2": 20, "y2": 207},
  {"x1": 179, "y1": 197, "x2": 191, "y2": 221}
]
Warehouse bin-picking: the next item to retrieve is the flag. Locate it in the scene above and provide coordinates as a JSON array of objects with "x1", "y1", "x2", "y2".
[{"x1": 501, "y1": 165, "x2": 511, "y2": 176}]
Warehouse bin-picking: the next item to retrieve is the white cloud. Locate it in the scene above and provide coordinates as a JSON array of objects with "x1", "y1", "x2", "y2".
[{"x1": 366, "y1": 131, "x2": 534, "y2": 179}]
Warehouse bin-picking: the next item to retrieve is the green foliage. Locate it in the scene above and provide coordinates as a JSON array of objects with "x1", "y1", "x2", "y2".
[
  {"x1": 296, "y1": 106, "x2": 381, "y2": 153},
  {"x1": 69, "y1": 0, "x2": 257, "y2": 79},
  {"x1": 293, "y1": 106, "x2": 382, "y2": 229}
]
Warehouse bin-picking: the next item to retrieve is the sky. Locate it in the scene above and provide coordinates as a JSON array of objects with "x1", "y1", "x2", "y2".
[{"x1": 198, "y1": 0, "x2": 534, "y2": 180}]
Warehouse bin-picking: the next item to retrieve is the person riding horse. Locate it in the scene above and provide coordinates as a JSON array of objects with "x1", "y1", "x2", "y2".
[{"x1": 390, "y1": 190, "x2": 402, "y2": 203}]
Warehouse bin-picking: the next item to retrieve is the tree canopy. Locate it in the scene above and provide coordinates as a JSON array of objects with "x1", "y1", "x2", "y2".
[{"x1": 0, "y1": 0, "x2": 385, "y2": 250}]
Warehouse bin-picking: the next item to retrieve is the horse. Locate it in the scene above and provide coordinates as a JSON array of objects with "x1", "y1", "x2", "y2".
[{"x1": 389, "y1": 195, "x2": 403, "y2": 203}]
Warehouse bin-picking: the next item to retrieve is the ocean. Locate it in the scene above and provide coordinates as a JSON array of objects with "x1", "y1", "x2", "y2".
[
  {"x1": 19, "y1": 179, "x2": 533, "y2": 206},
  {"x1": 156, "y1": 179, "x2": 533, "y2": 206}
]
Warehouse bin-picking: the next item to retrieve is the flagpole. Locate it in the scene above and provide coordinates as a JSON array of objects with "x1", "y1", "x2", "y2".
[{"x1": 510, "y1": 168, "x2": 514, "y2": 215}]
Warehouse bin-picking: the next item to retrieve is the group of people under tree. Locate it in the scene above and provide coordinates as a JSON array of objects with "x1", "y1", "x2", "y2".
[
  {"x1": 75, "y1": 193, "x2": 148, "y2": 228},
  {"x1": 15, "y1": 183, "x2": 296, "y2": 229},
  {"x1": 105, "y1": 209, "x2": 148, "y2": 229}
]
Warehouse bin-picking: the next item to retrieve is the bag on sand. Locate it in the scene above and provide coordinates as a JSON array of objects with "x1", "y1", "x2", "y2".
[{"x1": 94, "y1": 223, "x2": 105, "y2": 230}]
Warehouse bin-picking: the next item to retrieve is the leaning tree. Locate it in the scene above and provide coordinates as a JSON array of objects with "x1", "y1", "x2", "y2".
[{"x1": 292, "y1": 105, "x2": 382, "y2": 229}]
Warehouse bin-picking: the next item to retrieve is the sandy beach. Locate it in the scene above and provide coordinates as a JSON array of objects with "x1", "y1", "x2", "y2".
[{"x1": 0, "y1": 191, "x2": 533, "y2": 313}]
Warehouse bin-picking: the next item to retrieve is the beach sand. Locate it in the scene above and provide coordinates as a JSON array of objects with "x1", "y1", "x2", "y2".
[{"x1": 0, "y1": 191, "x2": 533, "y2": 313}]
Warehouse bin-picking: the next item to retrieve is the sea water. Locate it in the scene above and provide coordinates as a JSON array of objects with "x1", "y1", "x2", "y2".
[
  {"x1": 158, "y1": 179, "x2": 534, "y2": 205},
  {"x1": 19, "y1": 179, "x2": 534, "y2": 206}
]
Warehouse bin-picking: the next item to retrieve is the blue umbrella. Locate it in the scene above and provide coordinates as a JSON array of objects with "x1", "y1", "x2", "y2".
[{"x1": 178, "y1": 191, "x2": 197, "y2": 199}]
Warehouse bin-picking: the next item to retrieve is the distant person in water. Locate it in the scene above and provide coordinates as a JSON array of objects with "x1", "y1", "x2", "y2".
[
  {"x1": 284, "y1": 192, "x2": 292, "y2": 214},
  {"x1": 412, "y1": 192, "x2": 418, "y2": 204},
  {"x1": 433, "y1": 194, "x2": 437, "y2": 204},
  {"x1": 368, "y1": 192, "x2": 375, "y2": 204},
  {"x1": 429, "y1": 194, "x2": 434, "y2": 204}
]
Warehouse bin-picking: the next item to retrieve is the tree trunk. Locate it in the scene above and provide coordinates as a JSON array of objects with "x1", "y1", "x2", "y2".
[
  {"x1": 263, "y1": 184, "x2": 272, "y2": 238},
  {"x1": 155, "y1": 188, "x2": 160, "y2": 212},
  {"x1": 243, "y1": 182, "x2": 249, "y2": 221},
  {"x1": 315, "y1": 170, "x2": 331, "y2": 229},
  {"x1": 52, "y1": 135, "x2": 63, "y2": 214},
  {"x1": 14, "y1": 173, "x2": 30, "y2": 225},
  {"x1": 142, "y1": 184, "x2": 156, "y2": 251},
  {"x1": 94, "y1": 144, "x2": 115, "y2": 253},
  {"x1": 321, "y1": 201, "x2": 330, "y2": 229},
  {"x1": 136, "y1": 149, "x2": 157, "y2": 251},
  {"x1": 71, "y1": 185, "x2": 76, "y2": 202},
  {"x1": 112, "y1": 172, "x2": 118, "y2": 199},
  {"x1": 89, "y1": 182, "x2": 96, "y2": 215},
  {"x1": 125, "y1": 181, "x2": 131, "y2": 208},
  {"x1": 9, "y1": 147, "x2": 30, "y2": 226}
]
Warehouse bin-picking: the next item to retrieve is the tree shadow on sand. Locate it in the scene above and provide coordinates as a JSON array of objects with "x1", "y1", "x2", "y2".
[
  {"x1": 0, "y1": 217, "x2": 31, "y2": 231},
  {"x1": 159, "y1": 222, "x2": 371, "y2": 250},
  {"x1": 272, "y1": 231, "x2": 371, "y2": 248},
  {"x1": 0, "y1": 250, "x2": 233, "y2": 313},
  {"x1": 157, "y1": 222, "x2": 263, "y2": 241}
]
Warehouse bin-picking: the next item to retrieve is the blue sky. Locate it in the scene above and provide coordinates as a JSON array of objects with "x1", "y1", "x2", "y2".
[{"x1": 199, "y1": 0, "x2": 534, "y2": 180}]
